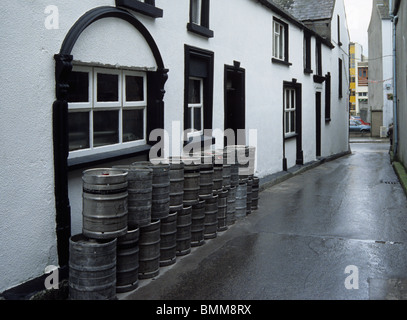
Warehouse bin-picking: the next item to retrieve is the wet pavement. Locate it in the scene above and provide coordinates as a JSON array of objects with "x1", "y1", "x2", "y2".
[{"x1": 121, "y1": 142, "x2": 407, "y2": 300}]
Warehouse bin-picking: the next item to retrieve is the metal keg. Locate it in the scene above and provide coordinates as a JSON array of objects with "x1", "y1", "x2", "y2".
[
  {"x1": 113, "y1": 165, "x2": 152, "y2": 228},
  {"x1": 138, "y1": 219, "x2": 160, "y2": 279},
  {"x1": 198, "y1": 154, "x2": 214, "y2": 200},
  {"x1": 69, "y1": 234, "x2": 117, "y2": 300},
  {"x1": 176, "y1": 206, "x2": 192, "y2": 256},
  {"x1": 168, "y1": 157, "x2": 184, "y2": 213},
  {"x1": 226, "y1": 186, "x2": 236, "y2": 226},
  {"x1": 182, "y1": 157, "x2": 201, "y2": 206},
  {"x1": 224, "y1": 147, "x2": 239, "y2": 187},
  {"x1": 116, "y1": 226, "x2": 139, "y2": 293},
  {"x1": 217, "y1": 189, "x2": 228, "y2": 232},
  {"x1": 235, "y1": 181, "x2": 247, "y2": 220},
  {"x1": 191, "y1": 200, "x2": 206, "y2": 247},
  {"x1": 160, "y1": 212, "x2": 177, "y2": 267},
  {"x1": 251, "y1": 176, "x2": 260, "y2": 210},
  {"x1": 246, "y1": 177, "x2": 253, "y2": 215},
  {"x1": 204, "y1": 194, "x2": 218, "y2": 239},
  {"x1": 133, "y1": 161, "x2": 170, "y2": 220},
  {"x1": 82, "y1": 168, "x2": 128, "y2": 240}
]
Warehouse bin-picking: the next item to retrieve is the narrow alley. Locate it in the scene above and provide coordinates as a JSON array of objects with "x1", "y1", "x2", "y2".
[{"x1": 121, "y1": 141, "x2": 407, "y2": 301}]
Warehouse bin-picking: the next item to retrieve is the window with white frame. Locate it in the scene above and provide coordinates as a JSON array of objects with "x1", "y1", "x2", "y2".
[
  {"x1": 67, "y1": 66, "x2": 147, "y2": 158},
  {"x1": 284, "y1": 87, "x2": 296, "y2": 136},
  {"x1": 187, "y1": 77, "x2": 204, "y2": 136},
  {"x1": 273, "y1": 20, "x2": 285, "y2": 61}
]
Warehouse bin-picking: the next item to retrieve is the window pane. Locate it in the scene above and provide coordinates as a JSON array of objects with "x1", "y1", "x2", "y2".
[
  {"x1": 68, "y1": 112, "x2": 90, "y2": 151},
  {"x1": 194, "y1": 107, "x2": 202, "y2": 131},
  {"x1": 68, "y1": 71, "x2": 89, "y2": 103},
  {"x1": 93, "y1": 110, "x2": 119, "y2": 147},
  {"x1": 97, "y1": 73, "x2": 119, "y2": 102},
  {"x1": 191, "y1": 0, "x2": 202, "y2": 24},
  {"x1": 285, "y1": 112, "x2": 290, "y2": 134},
  {"x1": 279, "y1": 26, "x2": 284, "y2": 60},
  {"x1": 291, "y1": 90, "x2": 295, "y2": 109},
  {"x1": 188, "y1": 79, "x2": 201, "y2": 104},
  {"x1": 126, "y1": 75, "x2": 144, "y2": 102},
  {"x1": 285, "y1": 89, "x2": 290, "y2": 110},
  {"x1": 123, "y1": 109, "x2": 144, "y2": 142},
  {"x1": 187, "y1": 107, "x2": 192, "y2": 130},
  {"x1": 290, "y1": 111, "x2": 295, "y2": 133}
]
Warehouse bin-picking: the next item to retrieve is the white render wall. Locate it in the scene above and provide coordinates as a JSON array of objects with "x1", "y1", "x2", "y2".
[
  {"x1": 381, "y1": 19, "x2": 394, "y2": 129},
  {"x1": 0, "y1": 0, "x2": 349, "y2": 292}
]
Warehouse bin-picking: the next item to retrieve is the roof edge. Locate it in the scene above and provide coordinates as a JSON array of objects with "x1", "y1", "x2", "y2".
[{"x1": 256, "y1": 0, "x2": 335, "y2": 49}]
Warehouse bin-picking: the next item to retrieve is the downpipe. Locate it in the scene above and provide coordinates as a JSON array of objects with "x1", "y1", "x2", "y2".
[{"x1": 390, "y1": 0, "x2": 398, "y2": 158}]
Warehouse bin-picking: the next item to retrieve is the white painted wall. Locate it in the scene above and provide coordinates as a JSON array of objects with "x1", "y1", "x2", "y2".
[
  {"x1": 381, "y1": 19, "x2": 394, "y2": 129},
  {"x1": 0, "y1": 0, "x2": 350, "y2": 292},
  {"x1": 321, "y1": 0, "x2": 350, "y2": 157}
]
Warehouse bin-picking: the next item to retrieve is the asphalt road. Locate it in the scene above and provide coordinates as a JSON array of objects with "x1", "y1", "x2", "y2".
[{"x1": 121, "y1": 142, "x2": 407, "y2": 301}]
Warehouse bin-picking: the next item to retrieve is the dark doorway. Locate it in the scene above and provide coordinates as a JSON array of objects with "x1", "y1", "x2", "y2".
[
  {"x1": 224, "y1": 63, "x2": 245, "y2": 146},
  {"x1": 316, "y1": 91, "x2": 322, "y2": 157}
]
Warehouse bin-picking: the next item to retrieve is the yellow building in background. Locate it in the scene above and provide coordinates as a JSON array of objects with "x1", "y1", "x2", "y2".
[
  {"x1": 349, "y1": 44, "x2": 356, "y2": 115},
  {"x1": 349, "y1": 42, "x2": 368, "y2": 118}
]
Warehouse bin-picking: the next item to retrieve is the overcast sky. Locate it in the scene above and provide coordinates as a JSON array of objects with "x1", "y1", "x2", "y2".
[{"x1": 344, "y1": 0, "x2": 373, "y2": 56}]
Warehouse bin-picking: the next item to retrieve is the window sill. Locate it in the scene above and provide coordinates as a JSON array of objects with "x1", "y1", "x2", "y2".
[
  {"x1": 187, "y1": 23, "x2": 214, "y2": 38},
  {"x1": 115, "y1": 0, "x2": 163, "y2": 18},
  {"x1": 284, "y1": 133, "x2": 298, "y2": 141},
  {"x1": 313, "y1": 75, "x2": 326, "y2": 83},
  {"x1": 68, "y1": 144, "x2": 152, "y2": 171},
  {"x1": 184, "y1": 134, "x2": 216, "y2": 149},
  {"x1": 304, "y1": 68, "x2": 313, "y2": 74},
  {"x1": 272, "y1": 58, "x2": 292, "y2": 67}
]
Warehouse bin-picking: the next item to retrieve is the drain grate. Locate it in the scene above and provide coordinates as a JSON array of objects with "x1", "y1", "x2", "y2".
[{"x1": 384, "y1": 181, "x2": 399, "y2": 185}]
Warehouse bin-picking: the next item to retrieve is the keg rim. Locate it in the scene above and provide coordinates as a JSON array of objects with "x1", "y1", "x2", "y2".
[{"x1": 82, "y1": 168, "x2": 128, "y2": 184}]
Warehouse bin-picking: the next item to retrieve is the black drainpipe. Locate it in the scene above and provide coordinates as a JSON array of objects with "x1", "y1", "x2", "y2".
[{"x1": 53, "y1": 54, "x2": 73, "y2": 271}]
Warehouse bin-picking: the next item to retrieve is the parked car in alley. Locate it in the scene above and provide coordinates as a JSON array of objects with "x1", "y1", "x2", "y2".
[
  {"x1": 350, "y1": 116, "x2": 370, "y2": 126},
  {"x1": 349, "y1": 120, "x2": 371, "y2": 133}
]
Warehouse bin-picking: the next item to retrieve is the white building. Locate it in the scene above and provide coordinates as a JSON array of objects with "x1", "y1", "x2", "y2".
[
  {"x1": 368, "y1": 0, "x2": 394, "y2": 137},
  {"x1": 0, "y1": 0, "x2": 349, "y2": 297}
]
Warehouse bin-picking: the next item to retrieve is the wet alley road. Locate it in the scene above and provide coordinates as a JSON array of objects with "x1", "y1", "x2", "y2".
[{"x1": 122, "y1": 142, "x2": 407, "y2": 300}]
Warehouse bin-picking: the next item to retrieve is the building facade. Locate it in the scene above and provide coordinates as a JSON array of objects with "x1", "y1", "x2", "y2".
[
  {"x1": 349, "y1": 42, "x2": 369, "y2": 120},
  {"x1": 0, "y1": 0, "x2": 349, "y2": 296},
  {"x1": 391, "y1": 0, "x2": 407, "y2": 166},
  {"x1": 368, "y1": 0, "x2": 394, "y2": 137}
]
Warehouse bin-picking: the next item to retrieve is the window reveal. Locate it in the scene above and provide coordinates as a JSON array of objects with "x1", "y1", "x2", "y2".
[
  {"x1": 284, "y1": 87, "x2": 296, "y2": 136},
  {"x1": 273, "y1": 20, "x2": 285, "y2": 61},
  {"x1": 187, "y1": 77, "x2": 204, "y2": 134},
  {"x1": 67, "y1": 66, "x2": 146, "y2": 156}
]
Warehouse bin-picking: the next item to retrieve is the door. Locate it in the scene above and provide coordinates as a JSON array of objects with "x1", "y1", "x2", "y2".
[
  {"x1": 224, "y1": 65, "x2": 245, "y2": 146},
  {"x1": 316, "y1": 92, "x2": 322, "y2": 157}
]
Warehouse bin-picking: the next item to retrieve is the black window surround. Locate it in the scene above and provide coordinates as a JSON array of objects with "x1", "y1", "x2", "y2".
[
  {"x1": 337, "y1": 15, "x2": 342, "y2": 47},
  {"x1": 338, "y1": 58, "x2": 343, "y2": 99},
  {"x1": 304, "y1": 32, "x2": 313, "y2": 74},
  {"x1": 282, "y1": 79, "x2": 303, "y2": 171},
  {"x1": 325, "y1": 72, "x2": 332, "y2": 122},
  {"x1": 53, "y1": 6, "x2": 167, "y2": 269},
  {"x1": 187, "y1": 0, "x2": 214, "y2": 38},
  {"x1": 313, "y1": 40, "x2": 325, "y2": 83},
  {"x1": 115, "y1": 0, "x2": 163, "y2": 18},
  {"x1": 272, "y1": 17, "x2": 291, "y2": 67},
  {"x1": 184, "y1": 45, "x2": 214, "y2": 147}
]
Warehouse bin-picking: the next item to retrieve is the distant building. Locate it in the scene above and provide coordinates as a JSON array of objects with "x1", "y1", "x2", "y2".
[
  {"x1": 349, "y1": 42, "x2": 369, "y2": 120},
  {"x1": 368, "y1": 0, "x2": 394, "y2": 137}
]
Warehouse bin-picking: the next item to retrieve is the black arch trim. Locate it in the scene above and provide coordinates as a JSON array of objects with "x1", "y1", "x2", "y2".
[
  {"x1": 53, "y1": 6, "x2": 167, "y2": 269},
  {"x1": 59, "y1": 6, "x2": 164, "y2": 69}
]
